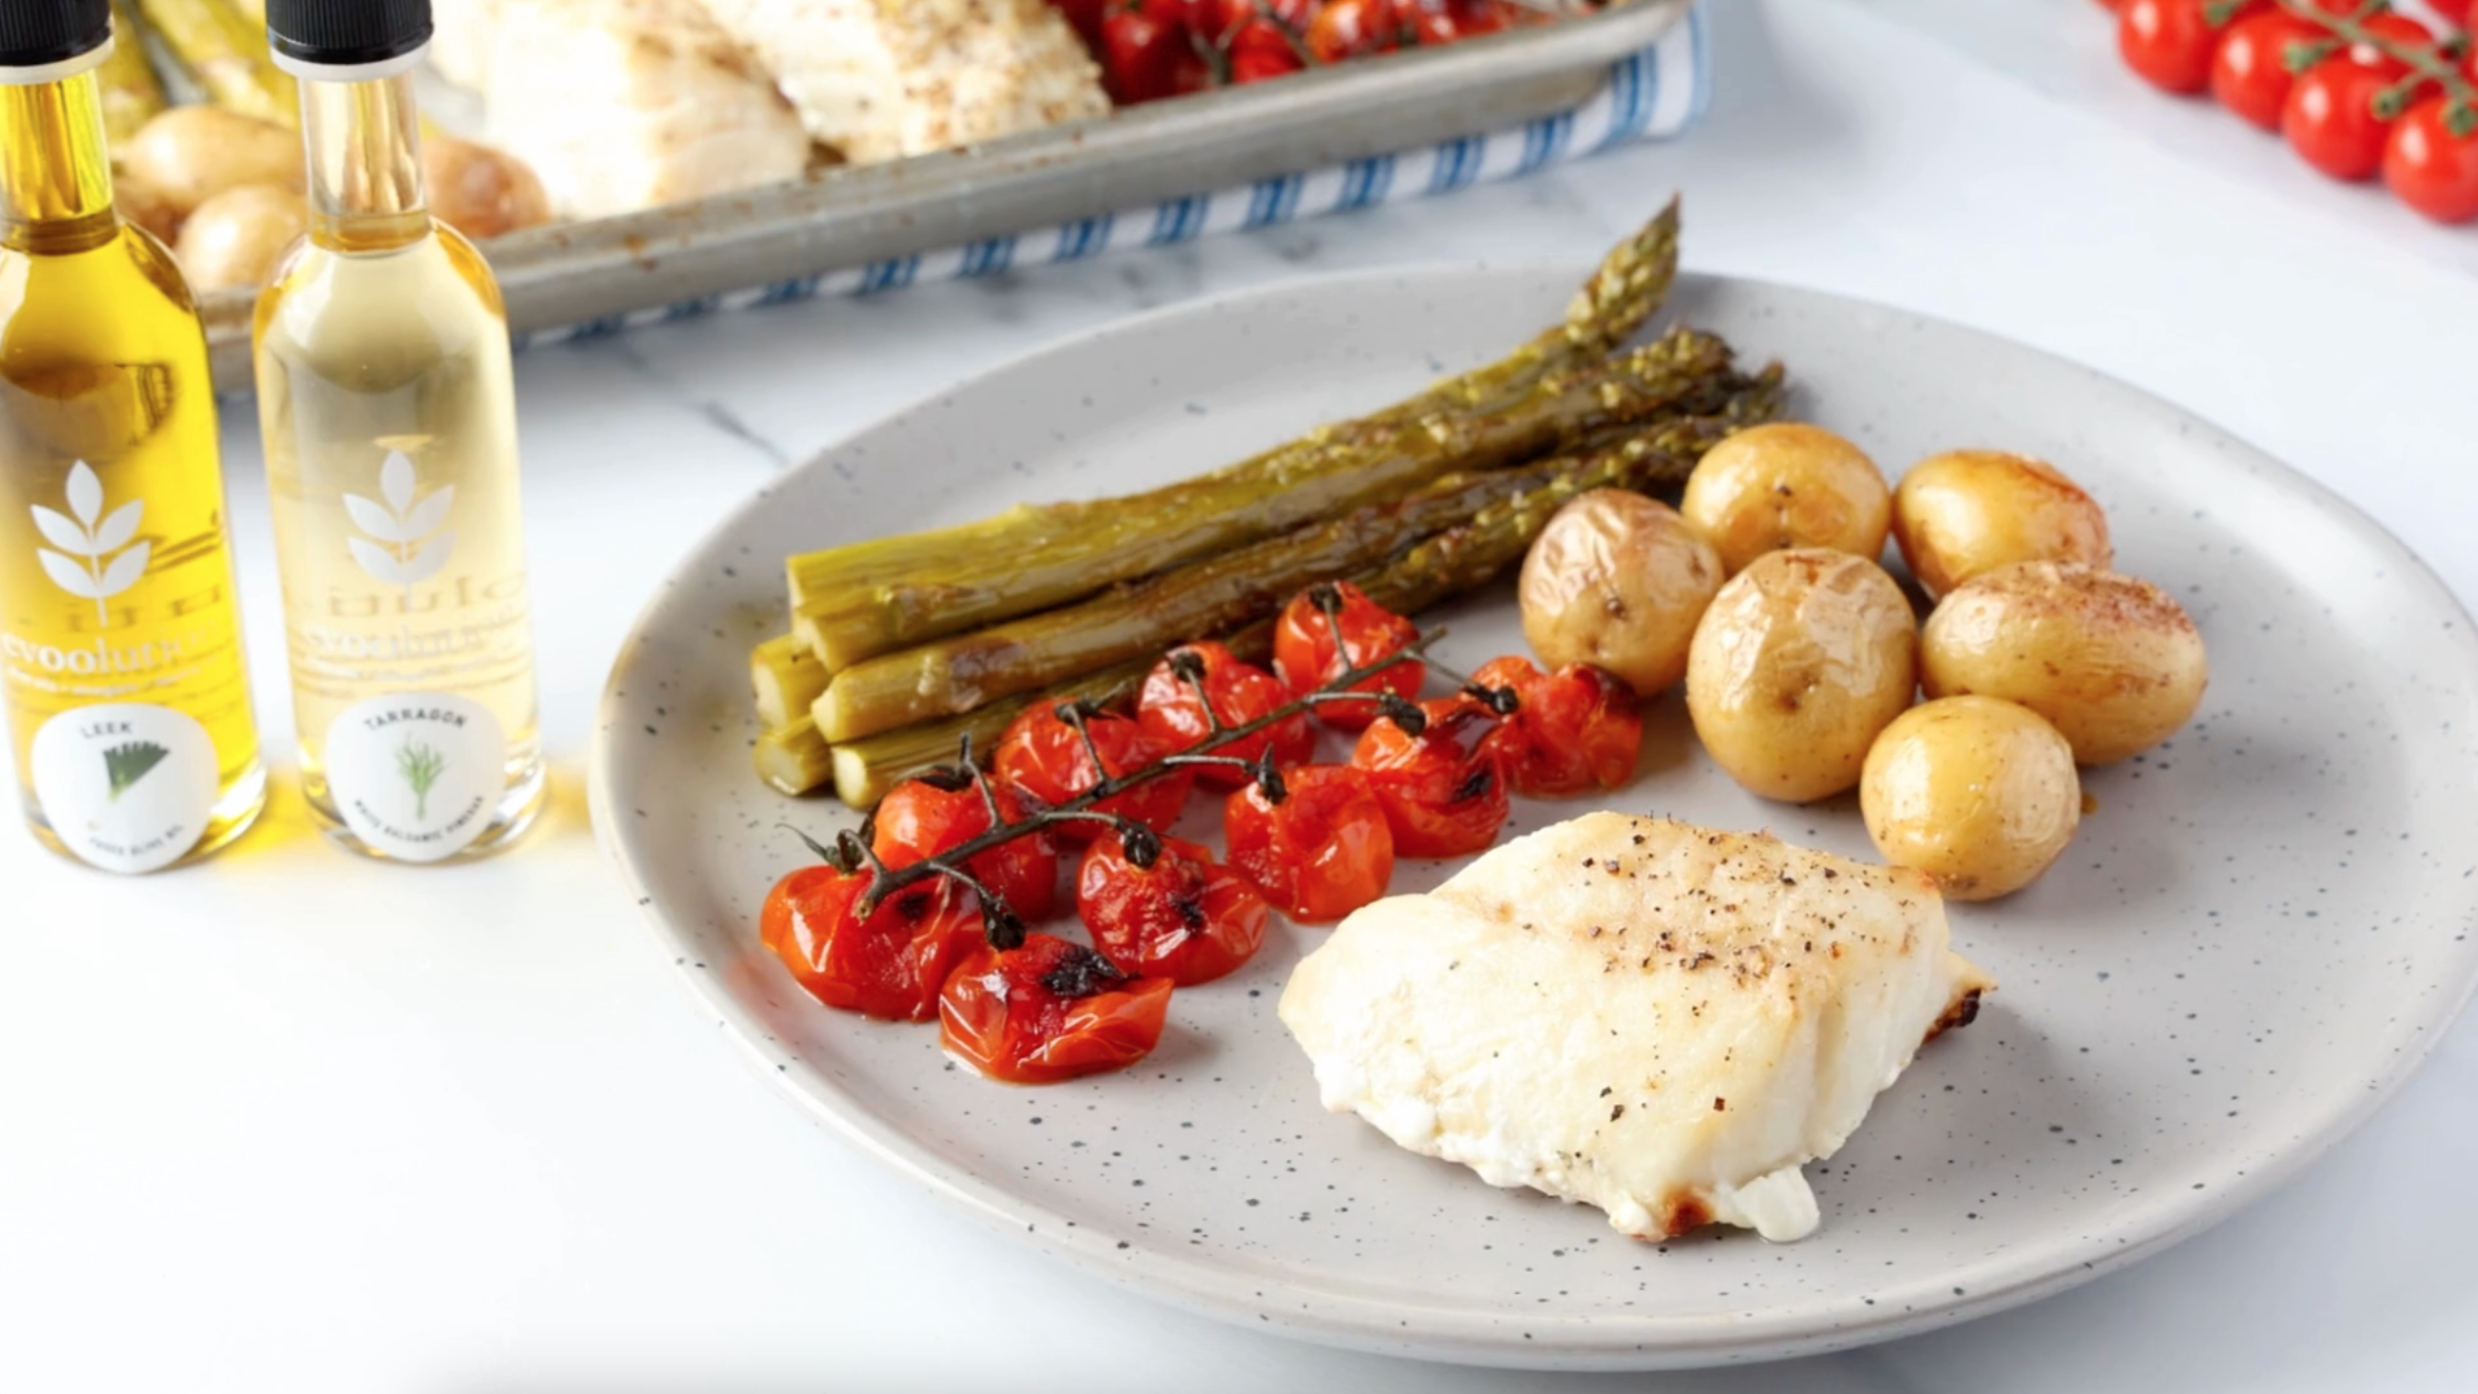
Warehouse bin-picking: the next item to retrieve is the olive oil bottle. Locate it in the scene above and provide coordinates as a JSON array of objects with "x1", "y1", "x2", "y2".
[
  {"x1": 0, "y1": 0, "x2": 265, "y2": 873},
  {"x1": 255, "y1": 0, "x2": 542, "y2": 863}
]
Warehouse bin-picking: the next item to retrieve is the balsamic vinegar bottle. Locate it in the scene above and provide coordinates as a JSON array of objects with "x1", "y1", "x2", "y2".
[
  {"x1": 0, "y1": 0, "x2": 266, "y2": 873},
  {"x1": 255, "y1": 0, "x2": 543, "y2": 862}
]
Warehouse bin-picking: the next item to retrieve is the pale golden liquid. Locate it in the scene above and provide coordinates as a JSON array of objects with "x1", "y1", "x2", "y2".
[
  {"x1": 253, "y1": 223, "x2": 543, "y2": 856},
  {"x1": 0, "y1": 78, "x2": 265, "y2": 865}
]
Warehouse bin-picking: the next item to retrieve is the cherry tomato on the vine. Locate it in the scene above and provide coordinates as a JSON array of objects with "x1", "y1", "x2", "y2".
[
  {"x1": 1273, "y1": 581, "x2": 1423, "y2": 732},
  {"x1": 1135, "y1": 641, "x2": 1313, "y2": 787},
  {"x1": 1229, "y1": 17, "x2": 1307, "y2": 83},
  {"x1": 2385, "y1": 96, "x2": 2478, "y2": 222},
  {"x1": 2119, "y1": 0, "x2": 2246, "y2": 95},
  {"x1": 1224, "y1": 764, "x2": 1395, "y2": 922},
  {"x1": 937, "y1": 933, "x2": 1175, "y2": 1084},
  {"x1": 993, "y1": 702, "x2": 1193, "y2": 842},
  {"x1": 2345, "y1": 13, "x2": 2434, "y2": 82},
  {"x1": 2285, "y1": 57, "x2": 2397, "y2": 179},
  {"x1": 1307, "y1": 0, "x2": 1402, "y2": 65},
  {"x1": 1350, "y1": 694, "x2": 1511, "y2": 858},
  {"x1": 1076, "y1": 831, "x2": 1270, "y2": 984},
  {"x1": 2212, "y1": 11, "x2": 2325, "y2": 130},
  {"x1": 1469, "y1": 656, "x2": 1643, "y2": 798},
  {"x1": 871, "y1": 772, "x2": 1061, "y2": 922},
  {"x1": 761, "y1": 864, "x2": 984, "y2": 1022},
  {"x1": 1101, "y1": 9, "x2": 1202, "y2": 104}
]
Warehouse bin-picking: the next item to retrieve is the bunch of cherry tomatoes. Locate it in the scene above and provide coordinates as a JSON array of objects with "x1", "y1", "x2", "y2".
[
  {"x1": 2109, "y1": 0, "x2": 2478, "y2": 223},
  {"x1": 760, "y1": 581, "x2": 1643, "y2": 1084},
  {"x1": 1053, "y1": 0, "x2": 1557, "y2": 105}
]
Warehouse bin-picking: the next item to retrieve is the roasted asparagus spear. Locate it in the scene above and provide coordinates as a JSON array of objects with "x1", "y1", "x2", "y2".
[
  {"x1": 783, "y1": 202, "x2": 1683, "y2": 667},
  {"x1": 137, "y1": 0, "x2": 295, "y2": 127},
  {"x1": 101, "y1": 2, "x2": 167, "y2": 146}
]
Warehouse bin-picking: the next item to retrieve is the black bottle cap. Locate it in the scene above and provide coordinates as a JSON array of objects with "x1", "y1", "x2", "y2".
[
  {"x1": 0, "y1": 0, "x2": 111, "y2": 70},
  {"x1": 265, "y1": 0, "x2": 433, "y2": 69}
]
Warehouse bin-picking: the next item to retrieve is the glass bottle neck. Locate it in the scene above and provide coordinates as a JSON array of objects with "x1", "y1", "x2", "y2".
[
  {"x1": 0, "y1": 68, "x2": 118, "y2": 256},
  {"x1": 302, "y1": 72, "x2": 431, "y2": 254}
]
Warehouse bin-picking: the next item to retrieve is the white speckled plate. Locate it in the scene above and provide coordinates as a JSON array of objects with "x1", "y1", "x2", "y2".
[{"x1": 589, "y1": 268, "x2": 2478, "y2": 1370}]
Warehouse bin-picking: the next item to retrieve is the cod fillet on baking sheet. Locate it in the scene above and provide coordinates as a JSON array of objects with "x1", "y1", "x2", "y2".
[
  {"x1": 1279, "y1": 813, "x2": 1993, "y2": 1243},
  {"x1": 695, "y1": 0, "x2": 1110, "y2": 165}
]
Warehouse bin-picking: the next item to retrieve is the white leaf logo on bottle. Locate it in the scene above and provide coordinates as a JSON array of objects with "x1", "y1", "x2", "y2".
[
  {"x1": 30, "y1": 462, "x2": 150, "y2": 628},
  {"x1": 344, "y1": 451, "x2": 455, "y2": 599}
]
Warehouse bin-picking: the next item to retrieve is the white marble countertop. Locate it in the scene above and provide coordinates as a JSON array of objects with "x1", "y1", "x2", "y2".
[{"x1": 6, "y1": 0, "x2": 2476, "y2": 1388}]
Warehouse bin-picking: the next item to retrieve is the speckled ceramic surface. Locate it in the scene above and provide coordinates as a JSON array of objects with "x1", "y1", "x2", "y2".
[{"x1": 589, "y1": 269, "x2": 2478, "y2": 1370}]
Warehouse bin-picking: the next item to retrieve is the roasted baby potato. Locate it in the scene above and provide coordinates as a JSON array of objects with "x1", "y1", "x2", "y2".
[
  {"x1": 1861, "y1": 696, "x2": 2080, "y2": 901},
  {"x1": 422, "y1": 133, "x2": 552, "y2": 241},
  {"x1": 1685, "y1": 548, "x2": 1918, "y2": 803},
  {"x1": 1919, "y1": 561, "x2": 2206, "y2": 765},
  {"x1": 174, "y1": 184, "x2": 307, "y2": 293},
  {"x1": 120, "y1": 106, "x2": 302, "y2": 222},
  {"x1": 1519, "y1": 489, "x2": 1724, "y2": 696},
  {"x1": 1680, "y1": 423, "x2": 1892, "y2": 574},
  {"x1": 1893, "y1": 450, "x2": 2112, "y2": 599}
]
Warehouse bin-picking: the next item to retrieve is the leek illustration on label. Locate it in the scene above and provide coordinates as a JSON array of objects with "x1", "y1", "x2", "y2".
[
  {"x1": 103, "y1": 741, "x2": 171, "y2": 801},
  {"x1": 31, "y1": 463, "x2": 150, "y2": 627}
]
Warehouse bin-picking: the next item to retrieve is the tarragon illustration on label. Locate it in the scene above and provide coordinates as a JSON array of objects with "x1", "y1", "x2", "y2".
[
  {"x1": 396, "y1": 737, "x2": 447, "y2": 820},
  {"x1": 31, "y1": 462, "x2": 150, "y2": 627},
  {"x1": 345, "y1": 451, "x2": 456, "y2": 598}
]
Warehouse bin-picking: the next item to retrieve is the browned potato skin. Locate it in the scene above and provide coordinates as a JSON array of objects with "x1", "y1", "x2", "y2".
[
  {"x1": 1519, "y1": 489, "x2": 1723, "y2": 695},
  {"x1": 1894, "y1": 450, "x2": 2113, "y2": 599},
  {"x1": 113, "y1": 173, "x2": 186, "y2": 247},
  {"x1": 1920, "y1": 561, "x2": 2206, "y2": 765},
  {"x1": 1862, "y1": 696, "x2": 2079, "y2": 901},
  {"x1": 175, "y1": 184, "x2": 307, "y2": 293},
  {"x1": 120, "y1": 107, "x2": 302, "y2": 222},
  {"x1": 1685, "y1": 548, "x2": 1919, "y2": 803},
  {"x1": 1680, "y1": 423, "x2": 1892, "y2": 575},
  {"x1": 422, "y1": 134, "x2": 553, "y2": 241}
]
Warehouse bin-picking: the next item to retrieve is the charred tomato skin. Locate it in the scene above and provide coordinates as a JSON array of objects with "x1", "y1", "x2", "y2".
[
  {"x1": 1471, "y1": 655, "x2": 1644, "y2": 798},
  {"x1": 1135, "y1": 641, "x2": 1315, "y2": 787},
  {"x1": 1272, "y1": 581, "x2": 1424, "y2": 732},
  {"x1": 872, "y1": 775, "x2": 1061, "y2": 921},
  {"x1": 937, "y1": 933, "x2": 1176, "y2": 1083},
  {"x1": 1350, "y1": 694, "x2": 1513, "y2": 858},
  {"x1": 761, "y1": 865, "x2": 984, "y2": 1022},
  {"x1": 1224, "y1": 763, "x2": 1396, "y2": 922},
  {"x1": 1076, "y1": 832, "x2": 1271, "y2": 985},
  {"x1": 993, "y1": 702, "x2": 1194, "y2": 842}
]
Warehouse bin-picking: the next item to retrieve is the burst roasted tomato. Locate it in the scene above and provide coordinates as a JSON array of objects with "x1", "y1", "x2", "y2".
[
  {"x1": 1272, "y1": 581, "x2": 1423, "y2": 731},
  {"x1": 1075, "y1": 830, "x2": 1270, "y2": 984},
  {"x1": 872, "y1": 771, "x2": 1060, "y2": 921},
  {"x1": 1350, "y1": 694, "x2": 1510, "y2": 858},
  {"x1": 1469, "y1": 656, "x2": 1643, "y2": 798},
  {"x1": 1135, "y1": 642, "x2": 1314, "y2": 787},
  {"x1": 761, "y1": 863, "x2": 984, "y2": 1022},
  {"x1": 2211, "y1": 10, "x2": 2325, "y2": 130},
  {"x1": 993, "y1": 701, "x2": 1193, "y2": 842},
  {"x1": 1224, "y1": 764, "x2": 1395, "y2": 922},
  {"x1": 937, "y1": 933, "x2": 1175, "y2": 1084},
  {"x1": 2286, "y1": 57, "x2": 2396, "y2": 179}
]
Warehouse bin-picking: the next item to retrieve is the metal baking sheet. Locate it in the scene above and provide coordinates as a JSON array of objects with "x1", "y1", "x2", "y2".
[{"x1": 197, "y1": 0, "x2": 1690, "y2": 391}]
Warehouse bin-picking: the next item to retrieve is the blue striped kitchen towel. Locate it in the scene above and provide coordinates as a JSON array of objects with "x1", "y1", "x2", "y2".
[{"x1": 522, "y1": 2, "x2": 1711, "y2": 350}]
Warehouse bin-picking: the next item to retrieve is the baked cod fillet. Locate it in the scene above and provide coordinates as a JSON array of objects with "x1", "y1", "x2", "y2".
[
  {"x1": 1279, "y1": 813, "x2": 1991, "y2": 1243},
  {"x1": 456, "y1": 0, "x2": 815, "y2": 219},
  {"x1": 696, "y1": 0, "x2": 1109, "y2": 165}
]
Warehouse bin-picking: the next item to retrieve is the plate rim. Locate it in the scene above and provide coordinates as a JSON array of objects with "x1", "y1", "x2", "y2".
[{"x1": 587, "y1": 261, "x2": 2478, "y2": 1370}]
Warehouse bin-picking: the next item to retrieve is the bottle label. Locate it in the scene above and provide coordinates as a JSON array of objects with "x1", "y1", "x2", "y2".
[
  {"x1": 31, "y1": 703, "x2": 218, "y2": 874},
  {"x1": 323, "y1": 692, "x2": 507, "y2": 863}
]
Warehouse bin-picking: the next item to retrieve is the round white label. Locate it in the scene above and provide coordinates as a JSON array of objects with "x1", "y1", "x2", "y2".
[
  {"x1": 323, "y1": 693, "x2": 507, "y2": 864},
  {"x1": 31, "y1": 703, "x2": 219, "y2": 875}
]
